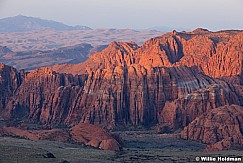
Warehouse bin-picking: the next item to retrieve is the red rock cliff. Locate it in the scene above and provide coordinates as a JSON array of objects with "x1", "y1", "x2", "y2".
[
  {"x1": 2, "y1": 29, "x2": 243, "y2": 132},
  {"x1": 0, "y1": 64, "x2": 24, "y2": 115}
]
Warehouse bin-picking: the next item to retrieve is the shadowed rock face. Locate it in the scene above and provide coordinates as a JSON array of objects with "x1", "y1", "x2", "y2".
[
  {"x1": 0, "y1": 29, "x2": 243, "y2": 151},
  {"x1": 5, "y1": 65, "x2": 230, "y2": 128},
  {"x1": 159, "y1": 83, "x2": 242, "y2": 130},
  {"x1": 0, "y1": 64, "x2": 25, "y2": 113},
  {"x1": 181, "y1": 105, "x2": 243, "y2": 151}
]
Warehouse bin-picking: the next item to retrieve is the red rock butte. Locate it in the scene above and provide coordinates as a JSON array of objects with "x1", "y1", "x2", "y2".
[{"x1": 0, "y1": 28, "x2": 243, "y2": 151}]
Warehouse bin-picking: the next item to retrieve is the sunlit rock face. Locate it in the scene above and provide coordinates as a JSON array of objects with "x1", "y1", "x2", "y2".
[{"x1": 1, "y1": 29, "x2": 243, "y2": 146}]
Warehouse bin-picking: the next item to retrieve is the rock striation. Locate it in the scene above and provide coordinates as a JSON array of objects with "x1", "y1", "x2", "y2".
[
  {"x1": 0, "y1": 64, "x2": 25, "y2": 115},
  {"x1": 159, "y1": 83, "x2": 242, "y2": 131},
  {"x1": 6, "y1": 64, "x2": 229, "y2": 128}
]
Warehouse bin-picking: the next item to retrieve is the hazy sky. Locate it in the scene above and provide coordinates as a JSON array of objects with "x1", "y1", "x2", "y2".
[{"x1": 0, "y1": 0, "x2": 242, "y2": 30}]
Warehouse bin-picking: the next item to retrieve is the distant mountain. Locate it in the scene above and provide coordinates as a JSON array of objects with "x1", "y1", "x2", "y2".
[{"x1": 0, "y1": 15, "x2": 92, "y2": 32}]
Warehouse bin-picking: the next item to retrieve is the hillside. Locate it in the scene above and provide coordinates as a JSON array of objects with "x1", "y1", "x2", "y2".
[
  {"x1": 0, "y1": 44, "x2": 107, "y2": 71},
  {"x1": 0, "y1": 28, "x2": 163, "y2": 52}
]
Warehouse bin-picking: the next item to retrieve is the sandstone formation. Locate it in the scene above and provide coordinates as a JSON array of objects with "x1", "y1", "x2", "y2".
[
  {"x1": 49, "y1": 29, "x2": 243, "y2": 82},
  {"x1": 5, "y1": 64, "x2": 228, "y2": 128},
  {"x1": 4, "y1": 29, "x2": 242, "y2": 128},
  {"x1": 0, "y1": 64, "x2": 25, "y2": 115},
  {"x1": 0, "y1": 29, "x2": 243, "y2": 151},
  {"x1": 70, "y1": 123, "x2": 122, "y2": 151},
  {"x1": 0, "y1": 123, "x2": 122, "y2": 151},
  {"x1": 181, "y1": 105, "x2": 243, "y2": 151},
  {"x1": 159, "y1": 83, "x2": 242, "y2": 130}
]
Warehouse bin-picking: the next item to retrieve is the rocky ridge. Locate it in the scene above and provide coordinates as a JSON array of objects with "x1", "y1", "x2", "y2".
[
  {"x1": 48, "y1": 29, "x2": 243, "y2": 80},
  {"x1": 0, "y1": 29, "x2": 243, "y2": 151}
]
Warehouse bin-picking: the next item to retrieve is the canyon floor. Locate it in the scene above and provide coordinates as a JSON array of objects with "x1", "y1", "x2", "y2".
[{"x1": 0, "y1": 130, "x2": 242, "y2": 163}]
